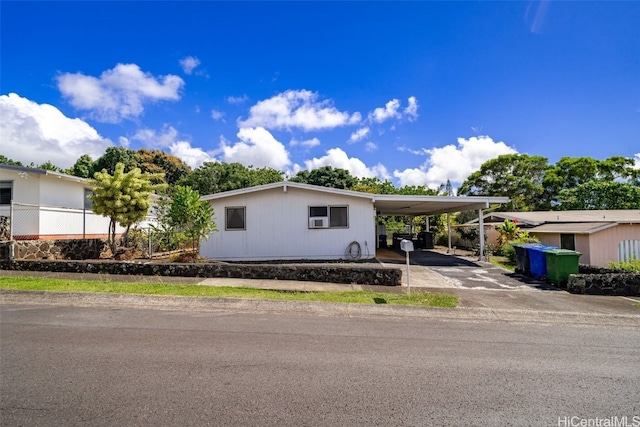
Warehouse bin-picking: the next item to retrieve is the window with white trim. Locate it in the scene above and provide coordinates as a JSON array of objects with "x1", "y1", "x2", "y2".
[
  {"x1": 0, "y1": 181, "x2": 12, "y2": 205},
  {"x1": 226, "y1": 206, "x2": 246, "y2": 230},
  {"x1": 308, "y1": 205, "x2": 348, "y2": 229}
]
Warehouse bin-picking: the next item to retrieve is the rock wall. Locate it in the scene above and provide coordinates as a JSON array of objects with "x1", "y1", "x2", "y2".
[
  {"x1": 11, "y1": 239, "x2": 109, "y2": 260},
  {"x1": 0, "y1": 259, "x2": 402, "y2": 286},
  {"x1": 0, "y1": 216, "x2": 9, "y2": 241},
  {"x1": 567, "y1": 273, "x2": 640, "y2": 296}
]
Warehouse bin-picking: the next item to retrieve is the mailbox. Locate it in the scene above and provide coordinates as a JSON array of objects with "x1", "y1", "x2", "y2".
[{"x1": 400, "y1": 239, "x2": 414, "y2": 252}]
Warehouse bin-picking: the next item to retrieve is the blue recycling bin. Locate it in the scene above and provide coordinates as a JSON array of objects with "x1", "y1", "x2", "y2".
[{"x1": 526, "y1": 245, "x2": 556, "y2": 279}]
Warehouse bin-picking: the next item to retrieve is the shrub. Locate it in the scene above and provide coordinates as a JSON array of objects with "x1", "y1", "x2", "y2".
[
  {"x1": 502, "y1": 243, "x2": 516, "y2": 265},
  {"x1": 608, "y1": 256, "x2": 640, "y2": 272},
  {"x1": 170, "y1": 252, "x2": 208, "y2": 263}
]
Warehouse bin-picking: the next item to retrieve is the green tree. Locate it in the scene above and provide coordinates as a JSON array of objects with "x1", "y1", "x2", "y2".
[
  {"x1": 557, "y1": 181, "x2": 640, "y2": 210},
  {"x1": 67, "y1": 154, "x2": 95, "y2": 178},
  {"x1": 542, "y1": 156, "x2": 640, "y2": 207},
  {"x1": 89, "y1": 163, "x2": 165, "y2": 255},
  {"x1": 179, "y1": 162, "x2": 283, "y2": 195},
  {"x1": 27, "y1": 161, "x2": 63, "y2": 172},
  {"x1": 0, "y1": 155, "x2": 23, "y2": 166},
  {"x1": 93, "y1": 147, "x2": 139, "y2": 175},
  {"x1": 495, "y1": 219, "x2": 520, "y2": 247},
  {"x1": 290, "y1": 166, "x2": 357, "y2": 189},
  {"x1": 459, "y1": 154, "x2": 550, "y2": 211},
  {"x1": 167, "y1": 186, "x2": 217, "y2": 253},
  {"x1": 136, "y1": 149, "x2": 191, "y2": 185},
  {"x1": 352, "y1": 177, "x2": 398, "y2": 194}
]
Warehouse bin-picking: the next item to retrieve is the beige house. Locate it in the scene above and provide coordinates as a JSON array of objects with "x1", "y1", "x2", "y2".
[{"x1": 481, "y1": 210, "x2": 640, "y2": 268}]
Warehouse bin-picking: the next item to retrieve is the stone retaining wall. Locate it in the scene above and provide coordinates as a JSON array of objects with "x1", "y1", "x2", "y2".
[
  {"x1": 9, "y1": 239, "x2": 109, "y2": 260},
  {"x1": 0, "y1": 259, "x2": 402, "y2": 286},
  {"x1": 567, "y1": 273, "x2": 640, "y2": 296},
  {"x1": 0, "y1": 216, "x2": 9, "y2": 241}
]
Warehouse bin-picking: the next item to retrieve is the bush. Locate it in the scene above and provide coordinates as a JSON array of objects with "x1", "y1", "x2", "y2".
[
  {"x1": 501, "y1": 243, "x2": 516, "y2": 265},
  {"x1": 170, "y1": 252, "x2": 208, "y2": 263},
  {"x1": 609, "y1": 256, "x2": 640, "y2": 272}
]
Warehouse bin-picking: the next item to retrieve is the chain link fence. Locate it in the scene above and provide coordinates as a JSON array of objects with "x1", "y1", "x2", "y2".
[{"x1": 0, "y1": 201, "x2": 160, "y2": 256}]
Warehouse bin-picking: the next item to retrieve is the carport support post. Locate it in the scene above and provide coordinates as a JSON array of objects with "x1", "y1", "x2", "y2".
[{"x1": 478, "y1": 208, "x2": 485, "y2": 261}]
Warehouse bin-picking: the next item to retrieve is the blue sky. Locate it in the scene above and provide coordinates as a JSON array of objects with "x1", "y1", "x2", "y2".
[{"x1": 1, "y1": 1, "x2": 638, "y2": 188}]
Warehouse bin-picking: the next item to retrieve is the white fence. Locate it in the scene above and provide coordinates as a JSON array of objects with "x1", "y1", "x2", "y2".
[
  {"x1": 0, "y1": 201, "x2": 157, "y2": 241},
  {"x1": 618, "y1": 240, "x2": 640, "y2": 262}
]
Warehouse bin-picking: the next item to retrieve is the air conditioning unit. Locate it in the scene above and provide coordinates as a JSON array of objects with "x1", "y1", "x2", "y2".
[{"x1": 309, "y1": 217, "x2": 329, "y2": 229}]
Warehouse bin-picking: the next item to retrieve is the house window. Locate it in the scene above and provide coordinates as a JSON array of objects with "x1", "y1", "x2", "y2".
[
  {"x1": 226, "y1": 207, "x2": 246, "y2": 230},
  {"x1": 330, "y1": 206, "x2": 348, "y2": 228},
  {"x1": 0, "y1": 181, "x2": 12, "y2": 205},
  {"x1": 84, "y1": 188, "x2": 93, "y2": 210},
  {"x1": 309, "y1": 205, "x2": 348, "y2": 229},
  {"x1": 560, "y1": 234, "x2": 575, "y2": 250}
]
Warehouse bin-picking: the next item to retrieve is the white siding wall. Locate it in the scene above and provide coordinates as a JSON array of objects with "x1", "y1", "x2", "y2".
[
  {"x1": 200, "y1": 186, "x2": 376, "y2": 261},
  {"x1": 0, "y1": 169, "x2": 40, "y2": 205},
  {"x1": 39, "y1": 177, "x2": 87, "y2": 208}
]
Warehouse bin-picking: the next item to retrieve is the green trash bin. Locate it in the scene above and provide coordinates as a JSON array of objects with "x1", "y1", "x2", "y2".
[{"x1": 543, "y1": 249, "x2": 582, "y2": 286}]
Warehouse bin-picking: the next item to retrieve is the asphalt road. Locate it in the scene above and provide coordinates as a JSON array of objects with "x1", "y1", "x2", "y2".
[{"x1": 2, "y1": 303, "x2": 639, "y2": 426}]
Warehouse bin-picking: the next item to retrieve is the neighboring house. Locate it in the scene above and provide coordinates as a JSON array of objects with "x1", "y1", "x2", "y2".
[
  {"x1": 200, "y1": 181, "x2": 508, "y2": 261},
  {"x1": 0, "y1": 164, "x2": 155, "y2": 240},
  {"x1": 480, "y1": 210, "x2": 640, "y2": 267}
]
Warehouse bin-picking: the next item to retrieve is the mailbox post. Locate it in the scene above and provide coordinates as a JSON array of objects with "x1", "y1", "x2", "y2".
[{"x1": 400, "y1": 239, "x2": 414, "y2": 296}]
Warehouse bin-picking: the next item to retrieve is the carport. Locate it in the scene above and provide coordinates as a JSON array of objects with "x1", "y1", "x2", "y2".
[{"x1": 370, "y1": 194, "x2": 509, "y2": 260}]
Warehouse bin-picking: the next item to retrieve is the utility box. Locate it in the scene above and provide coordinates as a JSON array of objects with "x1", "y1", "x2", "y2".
[{"x1": 544, "y1": 249, "x2": 582, "y2": 286}]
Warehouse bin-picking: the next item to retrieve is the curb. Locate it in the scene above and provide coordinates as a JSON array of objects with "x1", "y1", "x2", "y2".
[{"x1": 2, "y1": 290, "x2": 639, "y2": 327}]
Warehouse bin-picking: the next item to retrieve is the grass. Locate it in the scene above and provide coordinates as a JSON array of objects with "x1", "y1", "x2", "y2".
[
  {"x1": 0, "y1": 276, "x2": 458, "y2": 308},
  {"x1": 489, "y1": 256, "x2": 516, "y2": 272}
]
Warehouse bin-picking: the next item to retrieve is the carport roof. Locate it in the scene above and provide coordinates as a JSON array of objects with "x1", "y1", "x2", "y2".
[{"x1": 201, "y1": 181, "x2": 509, "y2": 216}]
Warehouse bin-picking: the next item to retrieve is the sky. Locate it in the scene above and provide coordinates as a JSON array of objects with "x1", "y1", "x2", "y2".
[{"x1": 1, "y1": 1, "x2": 639, "y2": 189}]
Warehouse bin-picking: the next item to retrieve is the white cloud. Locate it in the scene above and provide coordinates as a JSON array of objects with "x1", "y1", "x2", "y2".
[
  {"x1": 0, "y1": 93, "x2": 112, "y2": 168},
  {"x1": 211, "y1": 109, "x2": 225, "y2": 121},
  {"x1": 303, "y1": 147, "x2": 389, "y2": 180},
  {"x1": 368, "y1": 97, "x2": 419, "y2": 123},
  {"x1": 348, "y1": 127, "x2": 370, "y2": 144},
  {"x1": 227, "y1": 95, "x2": 249, "y2": 104},
  {"x1": 118, "y1": 136, "x2": 130, "y2": 148},
  {"x1": 238, "y1": 89, "x2": 361, "y2": 131},
  {"x1": 404, "y1": 96, "x2": 419, "y2": 121},
  {"x1": 179, "y1": 56, "x2": 200, "y2": 75},
  {"x1": 219, "y1": 127, "x2": 291, "y2": 170},
  {"x1": 169, "y1": 141, "x2": 214, "y2": 168},
  {"x1": 369, "y1": 99, "x2": 401, "y2": 123},
  {"x1": 634, "y1": 153, "x2": 640, "y2": 169},
  {"x1": 290, "y1": 137, "x2": 321, "y2": 148},
  {"x1": 56, "y1": 63, "x2": 184, "y2": 123},
  {"x1": 393, "y1": 135, "x2": 517, "y2": 187},
  {"x1": 365, "y1": 142, "x2": 377, "y2": 152},
  {"x1": 132, "y1": 126, "x2": 179, "y2": 148}
]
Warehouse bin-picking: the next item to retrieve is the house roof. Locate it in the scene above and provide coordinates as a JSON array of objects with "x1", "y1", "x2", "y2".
[
  {"x1": 480, "y1": 210, "x2": 640, "y2": 226},
  {"x1": 0, "y1": 164, "x2": 89, "y2": 185},
  {"x1": 527, "y1": 222, "x2": 618, "y2": 235},
  {"x1": 201, "y1": 181, "x2": 510, "y2": 216}
]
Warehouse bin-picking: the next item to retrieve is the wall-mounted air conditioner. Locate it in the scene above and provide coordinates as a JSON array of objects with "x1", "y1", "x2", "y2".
[{"x1": 309, "y1": 217, "x2": 329, "y2": 229}]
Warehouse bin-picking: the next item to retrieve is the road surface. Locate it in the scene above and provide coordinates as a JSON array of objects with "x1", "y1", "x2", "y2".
[{"x1": 2, "y1": 303, "x2": 639, "y2": 426}]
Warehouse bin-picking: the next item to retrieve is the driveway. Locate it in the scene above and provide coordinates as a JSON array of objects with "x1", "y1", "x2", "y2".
[{"x1": 378, "y1": 248, "x2": 558, "y2": 291}]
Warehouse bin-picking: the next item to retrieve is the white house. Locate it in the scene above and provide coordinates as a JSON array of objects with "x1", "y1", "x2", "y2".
[
  {"x1": 200, "y1": 181, "x2": 509, "y2": 261},
  {"x1": 0, "y1": 164, "x2": 155, "y2": 240}
]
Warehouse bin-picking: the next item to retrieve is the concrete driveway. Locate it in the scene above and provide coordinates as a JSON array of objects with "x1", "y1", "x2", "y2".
[{"x1": 377, "y1": 248, "x2": 559, "y2": 291}]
